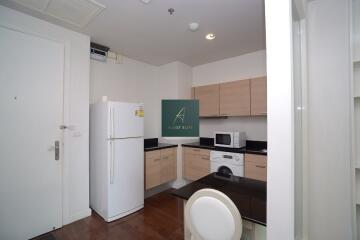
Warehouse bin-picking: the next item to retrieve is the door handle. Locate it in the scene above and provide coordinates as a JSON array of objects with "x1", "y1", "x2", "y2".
[{"x1": 55, "y1": 140, "x2": 60, "y2": 161}]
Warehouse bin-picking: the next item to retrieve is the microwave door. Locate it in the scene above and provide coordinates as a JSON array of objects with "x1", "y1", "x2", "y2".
[{"x1": 216, "y1": 133, "x2": 233, "y2": 147}]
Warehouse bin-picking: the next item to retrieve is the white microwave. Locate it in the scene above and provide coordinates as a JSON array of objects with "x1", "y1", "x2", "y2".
[{"x1": 214, "y1": 132, "x2": 246, "y2": 148}]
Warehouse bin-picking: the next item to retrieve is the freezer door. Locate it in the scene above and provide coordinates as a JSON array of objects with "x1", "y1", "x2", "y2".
[
  {"x1": 109, "y1": 102, "x2": 144, "y2": 138},
  {"x1": 108, "y1": 138, "x2": 144, "y2": 219}
]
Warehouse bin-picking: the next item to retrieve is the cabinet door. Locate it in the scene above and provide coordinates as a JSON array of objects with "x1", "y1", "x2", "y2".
[
  {"x1": 183, "y1": 147, "x2": 210, "y2": 181},
  {"x1": 245, "y1": 154, "x2": 267, "y2": 181},
  {"x1": 194, "y1": 84, "x2": 220, "y2": 117},
  {"x1": 183, "y1": 147, "x2": 210, "y2": 156},
  {"x1": 250, "y1": 77, "x2": 267, "y2": 115},
  {"x1": 183, "y1": 154, "x2": 210, "y2": 180},
  {"x1": 220, "y1": 79, "x2": 251, "y2": 116},
  {"x1": 160, "y1": 148, "x2": 177, "y2": 184},
  {"x1": 145, "y1": 150, "x2": 161, "y2": 190}
]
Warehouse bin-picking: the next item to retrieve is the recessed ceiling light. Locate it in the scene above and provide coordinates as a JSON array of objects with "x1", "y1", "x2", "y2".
[
  {"x1": 206, "y1": 33, "x2": 216, "y2": 40},
  {"x1": 189, "y1": 22, "x2": 200, "y2": 32},
  {"x1": 140, "y1": 0, "x2": 151, "y2": 4}
]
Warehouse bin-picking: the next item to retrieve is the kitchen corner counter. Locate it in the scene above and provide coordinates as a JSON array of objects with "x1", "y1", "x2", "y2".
[
  {"x1": 144, "y1": 143, "x2": 178, "y2": 152},
  {"x1": 181, "y1": 142, "x2": 267, "y2": 155}
]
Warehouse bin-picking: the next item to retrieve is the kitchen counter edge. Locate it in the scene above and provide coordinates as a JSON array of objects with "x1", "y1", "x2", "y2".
[
  {"x1": 144, "y1": 143, "x2": 178, "y2": 152},
  {"x1": 181, "y1": 143, "x2": 267, "y2": 156}
]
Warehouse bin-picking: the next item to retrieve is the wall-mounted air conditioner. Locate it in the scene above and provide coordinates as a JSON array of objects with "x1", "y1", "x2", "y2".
[{"x1": 90, "y1": 42, "x2": 109, "y2": 62}]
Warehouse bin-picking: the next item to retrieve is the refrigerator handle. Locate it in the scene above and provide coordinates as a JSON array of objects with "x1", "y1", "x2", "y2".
[
  {"x1": 109, "y1": 107, "x2": 113, "y2": 138},
  {"x1": 109, "y1": 107, "x2": 115, "y2": 138},
  {"x1": 110, "y1": 141, "x2": 115, "y2": 184},
  {"x1": 112, "y1": 108, "x2": 115, "y2": 138}
]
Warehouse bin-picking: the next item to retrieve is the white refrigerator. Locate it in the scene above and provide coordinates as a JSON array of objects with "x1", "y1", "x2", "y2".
[{"x1": 90, "y1": 101, "x2": 144, "y2": 222}]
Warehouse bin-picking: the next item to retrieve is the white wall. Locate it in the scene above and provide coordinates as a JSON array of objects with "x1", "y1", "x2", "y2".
[
  {"x1": 192, "y1": 50, "x2": 267, "y2": 141},
  {"x1": 90, "y1": 58, "x2": 159, "y2": 138},
  {"x1": 157, "y1": 61, "x2": 193, "y2": 99},
  {"x1": 91, "y1": 59, "x2": 193, "y2": 139},
  {"x1": 158, "y1": 62, "x2": 194, "y2": 188},
  {"x1": 199, "y1": 117, "x2": 267, "y2": 140},
  {"x1": 177, "y1": 62, "x2": 193, "y2": 99},
  {"x1": 0, "y1": 6, "x2": 91, "y2": 225},
  {"x1": 193, "y1": 50, "x2": 267, "y2": 87},
  {"x1": 307, "y1": 0, "x2": 353, "y2": 239}
]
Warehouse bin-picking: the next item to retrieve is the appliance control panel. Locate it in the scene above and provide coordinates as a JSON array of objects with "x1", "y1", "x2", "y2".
[{"x1": 210, "y1": 151, "x2": 244, "y2": 165}]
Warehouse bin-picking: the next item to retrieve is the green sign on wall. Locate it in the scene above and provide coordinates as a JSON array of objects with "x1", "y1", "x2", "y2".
[{"x1": 162, "y1": 99, "x2": 199, "y2": 137}]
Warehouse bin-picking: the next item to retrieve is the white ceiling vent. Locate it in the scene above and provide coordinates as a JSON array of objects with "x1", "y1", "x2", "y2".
[{"x1": 11, "y1": 0, "x2": 106, "y2": 28}]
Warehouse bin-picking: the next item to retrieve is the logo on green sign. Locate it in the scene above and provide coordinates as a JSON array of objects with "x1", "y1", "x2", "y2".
[{"x1": 162, "y1": 100, "x2": 199, "y2": 137}]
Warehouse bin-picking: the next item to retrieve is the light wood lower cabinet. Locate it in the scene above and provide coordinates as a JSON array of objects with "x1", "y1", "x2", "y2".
[
  {"x1": 244, "y1": 154, "x2": 267, "y2": 182},
  {"x1": 145, "y1": 150, "x2": 161, "y2": 189},
  {"x1": 145, "y1": 147, "x2": 177, "y2": 190},
  {"x1": 160, "y1": 148, "x2": 177, "y2": 183},
  {"x1": 183, "y1": 147, "x2": 210, "y2": 181}
]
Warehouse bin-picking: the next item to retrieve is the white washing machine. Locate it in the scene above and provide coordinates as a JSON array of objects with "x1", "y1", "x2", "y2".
[{"x1": 210, "y1": 151, "x2": 244, "y2": 177}]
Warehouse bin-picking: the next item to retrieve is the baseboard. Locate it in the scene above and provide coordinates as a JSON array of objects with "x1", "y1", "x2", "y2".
[
  {"x1": 145, "y1": 182, "x2": 172, "y2": 198},
  {"x1": 171, "y1": 179, "x2": 188, "y2": 189},
  {"x1": 66, "y1": 208, "x2": 92, "y2": 225}
]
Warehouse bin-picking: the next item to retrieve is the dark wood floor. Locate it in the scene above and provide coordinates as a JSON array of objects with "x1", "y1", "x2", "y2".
[{"x1": 36, "y1": 190, "x2": 184, "y2": 240}]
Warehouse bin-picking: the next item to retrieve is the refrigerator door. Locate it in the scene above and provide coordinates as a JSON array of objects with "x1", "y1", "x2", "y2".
[
  {"x1": 109, "y1": 102, "x2": 144, "y2": 139},
  {"x1": 108, "y1": 137, "x2": 144, "y2": 220}
]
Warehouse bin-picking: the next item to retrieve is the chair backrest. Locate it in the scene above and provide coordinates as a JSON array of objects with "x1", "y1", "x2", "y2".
[{"x1": 184, "y1": 188, "x2": 242, "y2": 240}]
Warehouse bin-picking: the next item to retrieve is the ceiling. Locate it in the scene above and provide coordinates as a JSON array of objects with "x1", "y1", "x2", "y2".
[{"x1": 0, "y1": 0, "x2": 266, "y2": 66}]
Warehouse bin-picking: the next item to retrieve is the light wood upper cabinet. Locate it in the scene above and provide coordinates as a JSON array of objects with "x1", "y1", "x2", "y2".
[
  {"x1": 183, "y1": 147, "x2": 210, "y2": 181},
  {"x1": 194, "y1": 84, "x2": 220, "y2": 117},
  {"x1": 219, "y1": 79, "x2": 251, "y2": 116},
  {"x1": 245, "y1": 154, "x2": 267, "y2": 182},
  {"x1": 250, "y1": 77, "x2": 267, "y2": 115},
  {"x1": 145, "y1": 148, "x2": 177, "y2": 190},
  {"x1": 192, "y1": 76, "x2": 266, "y2": 117}
]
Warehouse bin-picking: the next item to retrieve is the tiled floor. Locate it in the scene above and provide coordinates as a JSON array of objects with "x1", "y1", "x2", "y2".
[{"x1": 35, "y1": 190, "x2": 184, "y2": 240}]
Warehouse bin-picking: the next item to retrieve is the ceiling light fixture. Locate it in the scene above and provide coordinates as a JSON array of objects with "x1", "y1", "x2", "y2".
[
  {"x1": 206, "y1": 33, "x2": 216, "y2": 40},
  {"x1": 140, "y1": 0, "x2": 152, "y2": 4},
  {"x1": 189, "y1": 22, "x2": 199, "y2": 32},
  {"x1": 168, "y1": 8, "x2": 175, "y2": 15}
]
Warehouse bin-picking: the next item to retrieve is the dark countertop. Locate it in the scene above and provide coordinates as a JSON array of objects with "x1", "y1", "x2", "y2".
[
  {"x1": 182, "y1": 142, "x2": 267, "y2": 155},
  {"x1": 172, "y1": 173, "x2": 267, "y2": 226},
  {"x1": 144, "y1": 143, "x2": 178, "y2": 152}
]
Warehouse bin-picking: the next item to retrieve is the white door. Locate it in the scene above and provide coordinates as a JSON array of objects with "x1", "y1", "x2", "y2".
[
  {"x1": 0, "y1": 27, "x2": 64, "y2": 239},
  {"x1": 108, "y1": 138, "x2": 144, "y2": 218},
  {"x1": 110, "y1": 102, "x2": 144, "y2": 138}
]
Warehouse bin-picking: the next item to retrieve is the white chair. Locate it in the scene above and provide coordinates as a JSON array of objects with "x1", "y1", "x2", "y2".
[{"x1": 184, "y1": 188, "x2": 242, "y2": 240}]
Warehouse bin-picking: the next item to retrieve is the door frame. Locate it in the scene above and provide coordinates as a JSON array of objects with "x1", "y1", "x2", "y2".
[
  {"x1": 0, "y1": 23, "x2": 70, "y2": 228},
  {"x1": 264, "y1": 0, "x2": 295, "y2": 239}
]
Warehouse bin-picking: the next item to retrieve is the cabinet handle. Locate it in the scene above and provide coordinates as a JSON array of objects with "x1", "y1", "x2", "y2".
[
  {"x1": 255, "y1": 165, "x2": 266, "y2": 168},
  {"x1": 162, "y1": 156, "x2": 169, "y2": 159},
  {"x1": 54, "y1": 140, "x2": 60, "y2": 161},
  {"x1": 201, "y1": 157, "x2": 209, "y2": 160},
  {"x1": 192, "y1": 149, "x2": 200, "y2": 152},
  {"x1": 154, "y1": 158, "x2": 160, "y2": 162}
]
